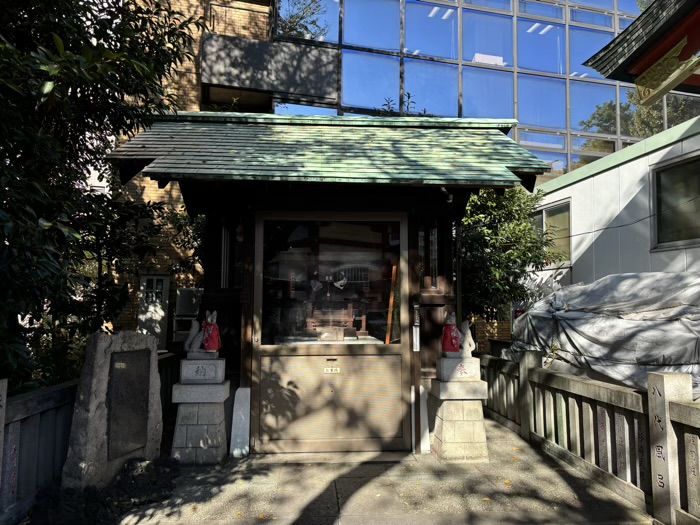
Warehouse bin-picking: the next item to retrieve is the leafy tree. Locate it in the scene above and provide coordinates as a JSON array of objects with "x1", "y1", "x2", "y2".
[
  {"x1": 0, "y1": 0, "x2": 200, "y2": 391},
  {"x1": 277, "y1": 0, "x2": 330, "y2": 40},
  {"x1": 459, "y1": 188, "x2": 557, "y2": 322}
]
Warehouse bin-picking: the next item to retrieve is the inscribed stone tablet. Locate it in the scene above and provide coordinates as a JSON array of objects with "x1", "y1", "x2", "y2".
[{"x1": 107, "y1": 350, "x2": 150, "y2": 460}]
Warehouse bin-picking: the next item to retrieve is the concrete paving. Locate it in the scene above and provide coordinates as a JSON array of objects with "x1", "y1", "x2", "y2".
[{"x1": 120, "y1": 419, "x2": 654, "y2": 525}]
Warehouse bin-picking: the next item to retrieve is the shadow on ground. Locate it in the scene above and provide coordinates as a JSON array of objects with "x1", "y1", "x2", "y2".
[{"x1": 119, "y1": 419, "x2": 653, "y2": 525}]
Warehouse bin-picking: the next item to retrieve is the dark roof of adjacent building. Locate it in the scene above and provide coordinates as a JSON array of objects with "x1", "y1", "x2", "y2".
[
  {"x1": 584, "y1": 0, "x2": 698, "y2": 84},
  {"x1": 108, "y1": 112, "x2": 550, "y2": 188}
]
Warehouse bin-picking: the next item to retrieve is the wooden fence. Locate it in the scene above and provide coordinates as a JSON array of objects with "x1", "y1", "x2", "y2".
[
  {"x1": 481, "y1": 353, "x2": 700, "y2": 525},
  {"x1": 0, "y1": 352, "x2": 181, "y2": 525}
]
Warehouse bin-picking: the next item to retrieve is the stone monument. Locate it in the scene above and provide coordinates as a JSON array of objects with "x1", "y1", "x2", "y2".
[
  {"x1": 171, "y1": 311, "x2": 229, "y2": 465},
  {"x1": 431, "y1": 316, "x2": 489, "y2": 463},
  {"x1": 62, "y1": 332, "x2": 162, "y2": 489}
]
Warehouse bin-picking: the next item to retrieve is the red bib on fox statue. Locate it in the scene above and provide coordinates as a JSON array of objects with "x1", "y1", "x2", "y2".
[
  {"x1": 202, "y1": 310, "x2": 221, "y2": 352},
  {"x1": 441, "y1": 312, "x2": 461, "y2": 354}
]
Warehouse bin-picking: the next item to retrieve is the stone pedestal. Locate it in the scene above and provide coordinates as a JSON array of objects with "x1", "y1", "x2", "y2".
[
  {"x1": 430, "y1": 356, "x2": 489, "y2": 463},
  {"x1": 171, "y1": 357, "x2": 229, "y2": 465}
]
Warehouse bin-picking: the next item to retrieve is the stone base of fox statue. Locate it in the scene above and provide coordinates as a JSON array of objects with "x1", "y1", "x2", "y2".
[{"x1": 430, "y1": 356, "x2": 489, "y2": 463}]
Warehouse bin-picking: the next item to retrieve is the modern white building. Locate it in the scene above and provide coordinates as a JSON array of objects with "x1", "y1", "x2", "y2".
[{"x1": 536, "y1": 115, "x2": 700, "y2": 286}]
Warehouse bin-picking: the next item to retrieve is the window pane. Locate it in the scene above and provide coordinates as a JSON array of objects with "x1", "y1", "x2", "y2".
[
  {"x1": 619, "y1": 17, "x2": 634, "y2": 31},
  {"x1": 406, "y1": 2, "x2": 458, "y2": 60},
  {"x1": 571, "y1": 81, "x2": 616, "y2": 133},
  {"x1": 464, "y1": 0, "x2": 511, "y2": 11},
  {"x1": 569, "y1": 27, "x2": 614, "y2": 78},
  {"x1": 617, "y1": 0, "x2": 641, "y2": 15},
  {"x1": 405, "y1": 59, "x2": 458, "y2": 116},
  {"x1": 462, "y1": 67, "x2": 513, "y2": 118},
  {"x1": 519, "y1": 130, "x2": 566, "y2": 150},
  {"x1": 344, "y1": 0, "x2": 400, "y2": 51},
  {"x1": 262, "y1": 220, "x2": 402, "y2": 345},
  {"x1": 277, "y1": 0, "x2": 340, "y2": 42},
  {"x1": 532, "y1": 210, "x2": 544, "y2": 232},
  {"x1": 657, "y1": 158, "x2": 700, "y2": 244},
  {"x1": 518, "y1": 0, "x2": 563, "y2": 19},
  {"x1": 518, "y1": 75, "x2": 566, "y2": 129},
  {"x1": 517, "y1": 19, "x2": 565, "y2": 74},
  {"x1": 463, "y1": 10, "x2": 513, "y2": 68},
  {"x1": 667, "y1": 93, "x2": 700, "y2": 128},
  {"x1": 571, "y1": 8, "x2": 613, "y2": 28},
  {"x1": 275, "y1": 103, "x2": 338, "y2": 116},
  {"x1": 570, "y1": 0, "x2": 613, "y2": 10},
  {"x1": 570, "y1": 27, "x2": 613, "y2": 79},
  {"x1": 571, "y1": 136, "x2": 615, "y2": 153},
  {"x1": 545, "y1": 204, "x2": 570, "y2": 260},
  {"x1": 530, "y1": 150, "x2": 567, "y2": 186},
  {"x1": 342, "y1": 51, "x2": 400, "y2": 109},
  {"x1": 620, "y1": 86, "x2": 663, "y2": 138}
]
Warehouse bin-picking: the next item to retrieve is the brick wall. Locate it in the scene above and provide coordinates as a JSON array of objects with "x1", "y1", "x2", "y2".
[
  {"x1": 474, "y1": 314, "x2": 512, "y2": 355},
  {"x1": 116, "y1": 1, "x2": 269, "y2": 332}
]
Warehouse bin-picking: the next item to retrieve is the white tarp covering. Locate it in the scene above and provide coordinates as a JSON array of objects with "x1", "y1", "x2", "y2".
[{"x1": 512, "y1": 272, "x2": 700, "y2": 399}]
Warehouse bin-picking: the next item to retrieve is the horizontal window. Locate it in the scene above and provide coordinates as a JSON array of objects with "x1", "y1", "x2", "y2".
[
  {"x1": 519, "y1": 130, "x2": 566, "y2": 150},
  {"x1": 571, "y1": 8, "x2": 613, "y2": 28},
  {"x1": 618, "y1": 17, "x2": 634, "y2": 31},
  {"x1": 518, "y1": 0, "x2": 563, "y2": 19},
  {"x1": 569, "y1": 0, "x2": 613, "y2": 10},
  {"x1": 571, "y1": 136, "x2": 615, "y2": 154},
  {"x1": 656, "y1": 157, "x2": 700, "y2": 245},
  {"x1": 464, "y1": 0, "x2": 511, "y2": 11},
  {"x1": 462, "y1": 67, "x2": 514, "y2": 118},
  {"x1": 463, "y1": 10, "x2": 513, "y2": 68}
]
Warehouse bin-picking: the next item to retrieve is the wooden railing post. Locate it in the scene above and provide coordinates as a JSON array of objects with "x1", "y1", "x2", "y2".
[
  {"x1": 647, "y1": 372, "x2": 693, "y2": 525},
  {"x1": 518, "y1": 350, "x2": 542, "y2": 440}
]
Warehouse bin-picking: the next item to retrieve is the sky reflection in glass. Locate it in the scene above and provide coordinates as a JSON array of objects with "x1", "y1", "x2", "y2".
[
  {"x1": 462, "y1": 67, "x2": 513, "y2": 118},
  {"x1": 342, "y1": 50, "x2": 399, "y2": 109},
  {"x1": 519, "y1": 75, "x2": 566, "y2": 129},
  {"x1": 344, "y1": 0, "x2": 400, "y2": 51},
  {"x1": 405, "y1": 59, "x2": 458, "y2": 116},
  {"x1": 570, "y1": 27, "x2": 613, "y2": 79}
]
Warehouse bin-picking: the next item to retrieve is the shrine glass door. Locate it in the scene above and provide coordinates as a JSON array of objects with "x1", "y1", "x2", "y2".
[{"x1": 251, "y1": 212, "x2": 410, "y2": 453}]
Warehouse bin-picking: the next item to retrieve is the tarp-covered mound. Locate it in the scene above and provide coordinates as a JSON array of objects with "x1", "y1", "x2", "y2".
[{"x1": 512, "y1": 272, "x2": 700, "y2": 399}]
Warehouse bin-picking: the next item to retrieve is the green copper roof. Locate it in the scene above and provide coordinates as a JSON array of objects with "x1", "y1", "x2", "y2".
[{"x1": 109, "y1": 112, "x2": 549, "y2": 187}]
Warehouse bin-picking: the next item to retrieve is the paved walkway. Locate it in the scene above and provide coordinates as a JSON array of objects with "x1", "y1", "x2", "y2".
[{"x1": 120, "y1": 420, "x2": 654, "y2": 525}]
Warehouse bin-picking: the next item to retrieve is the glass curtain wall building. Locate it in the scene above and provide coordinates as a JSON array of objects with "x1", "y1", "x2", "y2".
[{"x1": 274, "y1": 0, "x2": 700, "y2": 183}]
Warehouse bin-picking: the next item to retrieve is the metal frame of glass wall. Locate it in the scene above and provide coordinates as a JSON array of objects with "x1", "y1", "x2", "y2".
[{"x1": 273, "y1": 0, "x2": 700, "y2": 179}]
